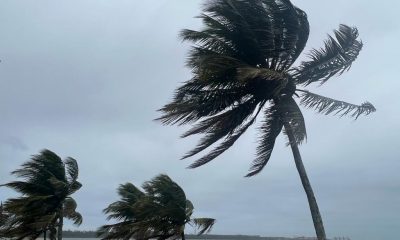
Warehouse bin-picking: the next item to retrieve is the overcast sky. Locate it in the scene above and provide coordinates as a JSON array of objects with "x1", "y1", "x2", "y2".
[{"x1": 0, "y1": 1, "x2": 399, "y2": 240}]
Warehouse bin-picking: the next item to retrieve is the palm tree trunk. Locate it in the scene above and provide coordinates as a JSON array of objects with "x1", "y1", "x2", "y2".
[
  {"x1": 57, "y1": 209, "x2": 63, "y2": 240},
  {"x1": 44, "y1": 229, "x2": 47, "y2": 240},
  {"x1": 50, "y1": 226, "x2": 56, "y2": 240},
  {"x1": 284, "y1": 123, "x2": 326, "y2": 240},
  {"x1": 181, "y1": 231, "x2": 185, "y2": 240}
]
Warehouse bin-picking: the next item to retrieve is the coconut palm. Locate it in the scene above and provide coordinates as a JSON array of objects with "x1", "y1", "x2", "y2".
[
  {"x1": 98, "y1": 174, "x2": 215, "y2": 240},
  {"x1": 1, "y1": 149, "x2": 82, "y2": 240},
  {"x1": 157, "y1": 1, "x2": 376, "y2": 239}
]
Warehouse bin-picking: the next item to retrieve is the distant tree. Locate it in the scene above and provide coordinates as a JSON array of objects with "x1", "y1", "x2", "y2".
[
  {"x1": 157, "y1": 1, "x2": 375, "y2": 239},
  {"x1": 98, "y1": 174, "x2": 215, "y2": 240},
  {"x1": 1, "y1": 149, "x2": 82, "y2": 240}
]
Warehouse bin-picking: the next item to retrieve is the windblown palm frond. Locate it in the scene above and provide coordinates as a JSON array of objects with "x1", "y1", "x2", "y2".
[
  {"x1": 97, "y1": 221, "x2": 142, "y2": 240},
  {"x1": 0, "y1": 181, "x2": 50, "y2": 196},
  {"x1": 245, "y1": 96, "x2": 308, "y2": 176},
  {"x1": 190, "y1": 218, "x2": 216, "y2": 235},
  {"x1": 294, "y1": 24, "x2": 363, "y2": 86},
  {"x1": 103, "y1": 183, "x2": 144, "y2": 221},
  {"x1": 65, "y1": 157, "x2": 79, "y2": 183},
  {"x1": 63, "y1": 198, "x2": 82, "y2": 225},
  {"x1": 246, "y1": 104, "x2": 282, "y2": 177},
  {"x1": 299, "y1": 90, "x2": 376, "y2": 119},
  {"x1": 279, "y1": 97, "x2": 307, "y2": 144},
  {"x1": 186, "y1": 101, "x2": 264, "y2": 168},
  {"x1": 185, "y1": 200, "x2": 194, "y2": 220}
]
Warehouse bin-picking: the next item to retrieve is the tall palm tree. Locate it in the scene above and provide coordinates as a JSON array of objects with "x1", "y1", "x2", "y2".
[
  {"x1": 157, "y1": 1, "x2": 376, "y2": 239},
  {"x1": 1, "y1": 149, "x2": 83, "y2": 240},
  {"x1": 98, "y1": 174, "x2": 215, "y2": 240}
]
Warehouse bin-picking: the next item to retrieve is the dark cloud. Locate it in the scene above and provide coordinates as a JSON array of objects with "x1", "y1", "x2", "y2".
[{"x1": 1, "y1": 1, "x2": 399, "y2": 240}]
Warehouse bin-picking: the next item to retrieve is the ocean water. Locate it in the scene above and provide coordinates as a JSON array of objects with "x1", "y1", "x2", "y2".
[{"x1": 38, "y1": 238, "x2": 215, "y2": 240}]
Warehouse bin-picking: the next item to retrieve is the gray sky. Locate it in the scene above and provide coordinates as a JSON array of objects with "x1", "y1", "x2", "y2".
[{"x1": 0, "y1": 1, "x2": 399, "y2": 240}]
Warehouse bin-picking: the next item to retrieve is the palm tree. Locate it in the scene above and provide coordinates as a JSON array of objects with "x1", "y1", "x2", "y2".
[
  {"x1": 157, "y1": 1, "x2": 376, "y2": 239},
  {"x1": 1, "y1": 149, "x2": 83, "y2": 240},
  {"x1": 98, "y1": 174, "x2": 215, "y2": 240}
]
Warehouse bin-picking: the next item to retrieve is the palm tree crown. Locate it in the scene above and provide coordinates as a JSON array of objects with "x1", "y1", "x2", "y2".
[
  {"x1": 1, "y1": 149, "x2": 82, "y2": 240},
  {"x1": 158, "y1": 0, "x2": 375, "y2": 176},
  {"x1": 98, "y1": 174, "x2": 215, "y2": 240}
]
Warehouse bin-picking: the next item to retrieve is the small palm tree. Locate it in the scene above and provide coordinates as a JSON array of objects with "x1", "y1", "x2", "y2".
[
  {"x1": 98, "y1": 174, "x2": 215, "y2": 240},
  {"x1": 1, "y1": 149, "x2": 83, "y2": 240},
  {"x1": 157, "y1": 1, "x2": 375, "y2": 239}
]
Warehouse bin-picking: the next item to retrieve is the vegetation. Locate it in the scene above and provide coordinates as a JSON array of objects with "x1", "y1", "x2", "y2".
[
  {"x1": 157, "y1": 1, "x2": 375, "y2": 240},
  {"x1": 61, "y1": 230, "x2": 329, "y2": 240},
  {"x1": 0, "y1": 202, "x2": 9, "y2": 238},
  {"x1": 1, "y1": 149, "x2": 82, "y2": 240},
  {"x1": 97, "y1": 174, "x2": 215, "y2": 240}
]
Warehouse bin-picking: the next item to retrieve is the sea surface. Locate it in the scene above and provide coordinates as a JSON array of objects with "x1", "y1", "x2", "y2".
[{"x1": 38, "y1": 239, "x2": 216, "y2": 240}]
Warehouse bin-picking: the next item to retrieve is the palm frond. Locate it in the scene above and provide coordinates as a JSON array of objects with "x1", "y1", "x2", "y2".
[
  {"x1": 104, "y1": 202, "x2": 135, "y2": 221},
  {"x1": 1, "y1": 181, "x2": 50, "y2": 196},
  {"x1": 142, "y1": 174, "x2": 187, "y2": 210},
  {"x1": 48, "y1": 176, "x2": 68, "y2": 194},
  {"x1": 197, "y1": 0, "x2": 308, "y2": 68},
  {"x1": 187, "y1": 119, "x2": 252, "y2": 169},
  {"x1": 157, "y1": 82, "x2": 250, "y2": 126},
  {"x1": 187, "y1": 102, "x2": 264, "y2": 168},
  {"x1": 66, "y1": 212, "x2": 82, "y2": 225},
  {"x1": 246, "y1": 104, "x2": 282, "y2": 177},
  {"x1": 200, "y1": 0, "x2": 271, "y2": 66},
  {"x1": 34, "y1": 149, "x2": 66, "y2": 181},
  {"x1": 179, "y1": 27, "x2": 236, "y2": 56},
  {"x1": 11, "y1": 150, "x2": 64, "y2": 182},
  {"x1": 294, "y1": 24, "x2": 363, "y2": 85},
  {"x1": 290, "y1": 7, "x2": 310, "y2": 66},
  {"x1": 279, "y1": 97, "x2": 307, "y2": 145},
  {"x1": 185, "y1": 200, "x2": 194, "y2": 220},
  {"x1": 299, "y1": 90, "x2": 376, "y2": 119},
  {"x1": 300, "y1": 91, "x2": 376, "y2": 119},
  {"x1": 67, "y1": 181, "x2": 82, "y2": 195},
  {"x1": 265, "y1": 0, "x2": 308, "y2": 70},
  {"x1": 103, "y1": 183, "x2": 145, "y2": 221},
  {"x1": 117, "y1": 183, "x2": 145, "y2": 204},
  {"x1": 180, "y1": 99, "x2": 259, "y2": 159},
  {"x1": 191, "y1": 218, "x2": 216, "y2": 235},
  {"x1": 64, "y1": 157, "x2": 79, "y2": 183},
  {"x1": 97, "y1": 221, "x2": 140, "y2": 240},
  {"x1": 63, "y1": 197, "x2": 82, "y2": 225}
]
